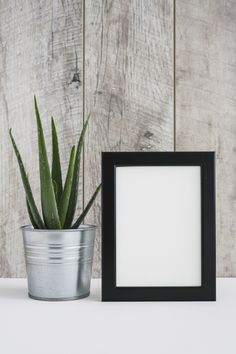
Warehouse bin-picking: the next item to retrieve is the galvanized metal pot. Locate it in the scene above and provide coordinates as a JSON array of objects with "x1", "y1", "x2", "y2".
[{"x1": 22, "y1": 225, "x2": 96, "y2": 301}]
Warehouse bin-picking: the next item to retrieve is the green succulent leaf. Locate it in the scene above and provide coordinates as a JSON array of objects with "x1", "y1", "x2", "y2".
[
  {"x1": 9, "y1": 129, "x2": 45, "y2": 229},
  {"x1": 51, "y1": 117, "x2": 63, "y2": 205},
  {"x1": 26, "y1": 199, "x2": 39, "y2": 229},
  {"x1": 71, "y1": 183, "x2": 101, "y2": 229},
  {"x1": 52, "y1": 179, "x2": 58, "y2": 204},
  {"x1": 58, "y1": 146, "x2": 76, "y2": 227},
  {"x1": 64, "y1": 113, "x2": 91, "y2": 228},
  {"x1": 34, "y1": 96, "x2": 61, "y2": 229}
]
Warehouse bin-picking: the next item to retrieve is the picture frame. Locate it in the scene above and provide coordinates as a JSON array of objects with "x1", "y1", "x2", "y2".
[{"x1": 102, "y1": 152, "x2": 216, "y2": 301}]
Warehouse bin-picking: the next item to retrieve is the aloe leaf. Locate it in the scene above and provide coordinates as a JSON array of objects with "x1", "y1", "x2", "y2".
[
  {"x1": 34, "y1": 96, "x2": 61, "y2": 229},
  {"x1": 64, "y1": 113, "x2": 91, "y2": 228},
  {"x1": 71, "y1": 183, "x2": 101, "y2": 229},
  {"x1": 9, "y1": 129, "x2": 45, "y2": 229},
  {"x1": 52, "y1": 179, "x2": 58, "y2": 204},
  {"x1": 58, "y1": 146, "x2": 75, "y2": 227},
  {"x1": 51, "y1": 117, "x2": 63, "y2": 204},
  {"x1": 26, "y1": 199, "x2": 39, "y2": 229}
]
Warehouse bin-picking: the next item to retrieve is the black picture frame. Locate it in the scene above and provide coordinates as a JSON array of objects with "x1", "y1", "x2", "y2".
[{"x1": 102, "y1": 152, "x2": 216, "y2": 301}]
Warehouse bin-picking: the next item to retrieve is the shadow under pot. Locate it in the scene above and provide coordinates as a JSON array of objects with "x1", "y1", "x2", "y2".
[{"x1": 22, "y1": 224, "x2": 96, "y2": 301}]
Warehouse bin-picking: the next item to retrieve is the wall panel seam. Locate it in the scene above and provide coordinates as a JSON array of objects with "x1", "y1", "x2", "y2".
[
  {"x1": 82, "y1": 0, "x2": 85, "y2": 209},
  {"x1": 173, "y1": 0, "x2": 176, "y2": 152}
]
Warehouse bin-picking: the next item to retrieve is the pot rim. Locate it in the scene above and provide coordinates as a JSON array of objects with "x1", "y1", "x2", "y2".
[{"x1": 21, "y1": 224, "x2": 96, "y2": 232}]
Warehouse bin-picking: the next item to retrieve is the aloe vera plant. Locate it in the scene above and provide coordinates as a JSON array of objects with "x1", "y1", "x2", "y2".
[{"x1": 9, "y1": 97, "x2": 101, "y2": 229}]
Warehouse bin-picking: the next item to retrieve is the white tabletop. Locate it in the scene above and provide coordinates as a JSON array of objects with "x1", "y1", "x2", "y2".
[{"x1": 0, "y1": 278, "x2": 235, "y2": 354}]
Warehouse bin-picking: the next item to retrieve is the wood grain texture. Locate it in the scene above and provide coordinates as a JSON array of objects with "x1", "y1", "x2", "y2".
[
  {"x1": 2, "y1": 0, "x2": 235, "y2": 278},
  {"x1": 84, "y1": 0, "x2": 174, "y2": 277},
  {"x1": 176, "y1": 0, "x2": 236, "y2": 276},
  {"x1": 0, "y1": 0, "x2": 83, "y2": 277}
]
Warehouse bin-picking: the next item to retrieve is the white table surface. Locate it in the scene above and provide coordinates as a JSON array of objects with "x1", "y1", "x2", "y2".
[{"x1": 0, "y1": 278, "x2": 235, "y2": 354}]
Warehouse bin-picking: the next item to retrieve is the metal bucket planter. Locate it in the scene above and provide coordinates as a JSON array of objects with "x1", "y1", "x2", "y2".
[{"x1": 22, "y1": 224, "x2": 95, "y2": 301}]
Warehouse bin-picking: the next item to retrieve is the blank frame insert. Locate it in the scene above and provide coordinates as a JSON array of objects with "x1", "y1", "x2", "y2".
[{"x1": 115, "y1": 166, "x2": 201, "y2": 287}]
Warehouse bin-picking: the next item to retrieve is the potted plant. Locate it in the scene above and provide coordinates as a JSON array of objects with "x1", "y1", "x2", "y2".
[{"x1": 9, "y1": 97, "x2": 101, "y2": 301}]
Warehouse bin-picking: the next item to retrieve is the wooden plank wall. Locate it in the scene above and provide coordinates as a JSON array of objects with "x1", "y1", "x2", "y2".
[
  {"x1": 176, "y1": 0, "x2": 236, "y2": 276},
  {"x1": 84, "y1": 0, "x2": 174, "y2": 276},
  {"x1": 0, "y1": 0, "x2": 83, "y2": 276},
  {"x1": 0, "y1": 0, "x2": 235, "y2": 277}
]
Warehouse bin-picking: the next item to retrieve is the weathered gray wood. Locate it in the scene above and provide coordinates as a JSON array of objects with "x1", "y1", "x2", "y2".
[
  {"x1": 0, "y1": 0, "x2": 83, "y2": 277},
  {"x1": 84, "y1": 0, "x2": 174, "y2": 277},
  {"x1": 2, "y1": 0, "x2": 235, "y2": 279},
  {"x1": 176, "y1": 0, "x2": 236, "y2": 276}
]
